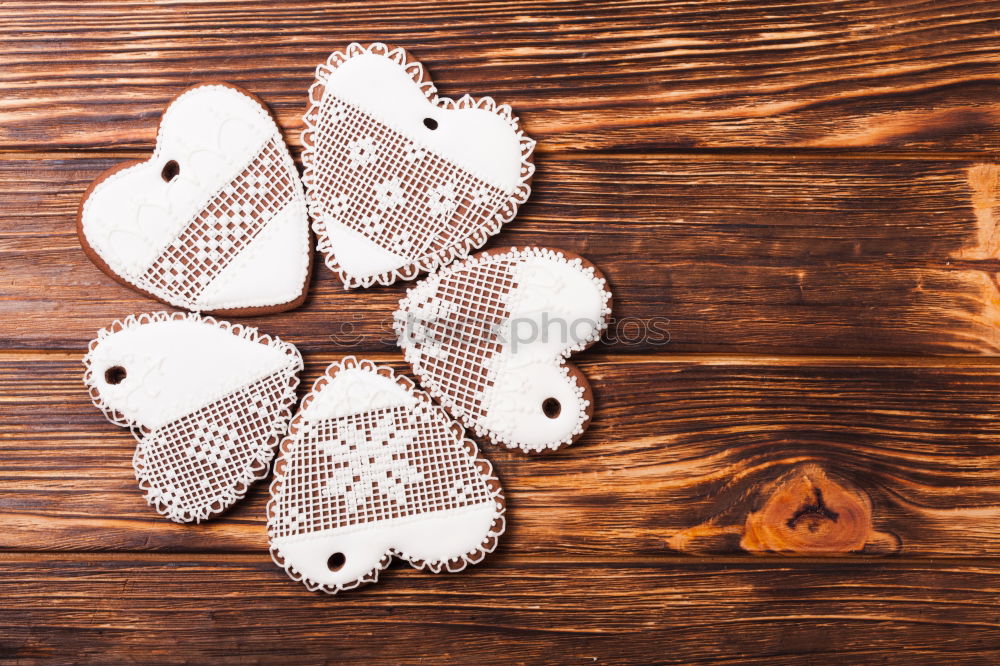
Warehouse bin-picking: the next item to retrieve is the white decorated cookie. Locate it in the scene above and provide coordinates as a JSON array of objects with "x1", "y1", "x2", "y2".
[
  {"x1": 395, "y1": 247, "x2": 613, "y2": 453},
  {"x1": 268, "y1": 357, "x2": 505, "y2": 594},
  {"x1": 301, "y1": 42, "x2": 535, "y2": 289},
  {"x1": 79, "y1": 83, "x2": 311, "y2": 315},
  {"x1": 83, "y1": 312, "x2": 303, "y2": 522}
]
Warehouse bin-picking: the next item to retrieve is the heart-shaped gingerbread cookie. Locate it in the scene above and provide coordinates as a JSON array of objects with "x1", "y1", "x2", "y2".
[
  {"x1": 268, "y1": 357, "x2": 505, "y2": 594},
  {"x1": 301, "y1": 42, "x2": 535, "y2": 288},
  {"x1": 395, "y1": 247, "x2": 612, "y2": 453},
  {"x1": 79, "y1": 83, "x2": 311, "y2": 315},
  {"x1": 83, "y1": 312, "x2": 303, "y2": 522}
]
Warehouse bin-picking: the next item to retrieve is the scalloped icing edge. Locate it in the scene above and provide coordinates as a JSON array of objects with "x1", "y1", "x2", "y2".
[
  {"x1": 266, "y1": 355, "x2": 507, "y2": 594},
  {"x1": 395, "y1": 246, "x2": 614, "y2": 454},
  {"x1": 301, "y1": 42, "x2": 536, "y2": 290},
  {"x1": 82, "y1": 311, "x2": 304, "y2": 522},
  {"x1": 78, "y1": 82, "x2": 312, "y2": 315}
]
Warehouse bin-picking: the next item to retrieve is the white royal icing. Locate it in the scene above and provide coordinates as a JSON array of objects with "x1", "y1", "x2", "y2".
[
  {"x1": 80, "y1": 84, "x2": 310, "y2": 312},
  {"x1": 317, "y1": 220, "x2": 410, "y2": 286},
  {"x1": 300, "y1": 366, "x2": 418, "y2": 422},
  {"x1": 396, "y1": 247, "x2": 613, "y2": 453},
  {"x1": 325, "y1": 52, "x2": 524, "y2": 189},
  {"x1": 84, "y1": 314, "x2": 292, "y2": 430},
  {"x1": 83, "y1": 312, "x2": 303, "y2": 523},
  {"x1": 272, "y1": 504, "x2": 499, "y2": 591},
  {"x1": 302, "y1": 42, "x2": 536, "y2": 289},
  {"x1": 268, "y1": 357, "x2": 505, "y2": 594},
  {"x1": 196, "y1": 199, "x2": 309, "y2": 309}
]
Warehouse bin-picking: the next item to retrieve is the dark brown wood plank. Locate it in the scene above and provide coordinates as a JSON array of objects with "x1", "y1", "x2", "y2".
[
  {"x1": 7, "y1": 2, "x2": 1000, "y2": 662},
  {"x1": 5, "y1": 353, "x2": 1000, "y2": 557},
  {"x1": 7, "y1": 153, "x2": 1000, "y2": 355},
  {"x1": 4, "y1": 1, "x2": 1000, "y2": 152},
  {"x1": 2, "y1": 554, "x2": 1000, "y2": 663}
]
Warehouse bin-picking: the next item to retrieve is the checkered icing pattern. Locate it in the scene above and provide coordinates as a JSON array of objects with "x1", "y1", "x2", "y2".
[
  {"x1": 308, "y1": 96, "x2": 509, "y2": 263},
  {"x1": 138, "y1": 138, "x2": 296, "y2": 308},
  {"x1": 271, "y1": 403, "x2": 494, "y2": 539},
  {"x1": 399, "y1": 258, "x2": 519, "y2": 421},
  {"x1": 135, "y1": 367, "x2": 295, "y2": 522}
]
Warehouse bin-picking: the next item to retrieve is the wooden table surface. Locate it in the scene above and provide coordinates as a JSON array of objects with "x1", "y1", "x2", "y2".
[{"x1": 5, "y1": 1, "x2": 1000, "y2": 662}]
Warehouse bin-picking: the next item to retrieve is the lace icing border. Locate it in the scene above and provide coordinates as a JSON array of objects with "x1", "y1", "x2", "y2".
[
  {"x1": 266, "y1": 355, "x2": 507, "y2": 594},
  {"x1": 301, "y1": 42, "x2": 537, "y2": 289}
]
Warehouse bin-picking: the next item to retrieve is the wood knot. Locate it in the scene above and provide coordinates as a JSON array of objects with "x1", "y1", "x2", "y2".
[
  {"x1": 665, "y1": 464, "x2": 900, "y2": 556},
  {"x1": 740, "y1": 465, "x2": 894, "y2": 555}
]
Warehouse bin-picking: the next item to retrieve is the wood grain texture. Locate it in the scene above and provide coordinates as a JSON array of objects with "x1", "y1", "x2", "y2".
[
  {"x1": 4, "y1": 1, "x2": 1000, "y2": 153},
  {"x1": 3, "y1": 555, "x2": 1000, "y2": 664},
  {"x1": 8, "y1": 153, "x2": 1000, "y2": 355},
  {"x1": 5, "y1": 0, "x2": 1000, "y2": 660},
  {"x1": 5, "y1": 354, "x2": 1000, "y2": 557}
]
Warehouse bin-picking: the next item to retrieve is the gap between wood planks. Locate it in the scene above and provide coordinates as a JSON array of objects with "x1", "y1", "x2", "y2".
[
  {"x1": 0, "y1": 550, "x2": 997, "y2": 566},
  {"x1": 10, "y1": 349, "x2": 1000, "y2": 366},
  {"x1": 2, "y1": 148, "x2": 998, "y2": 161}
]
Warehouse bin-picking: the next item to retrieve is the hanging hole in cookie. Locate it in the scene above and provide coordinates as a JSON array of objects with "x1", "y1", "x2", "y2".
[
  {"x1": 161, "y1": 160, "x2": 180, "y2": 183},
  {"x1": 542, "y1": 397, "x2": 561, "y2": 419},
  {"x1": 104, "y1": 365, "x2": 127, "y2": 385},
  {"x1": 423, "y1": 117, "x2": 438, "y2": 130},
  {"x1": 327, "y1": 552, "x2": 346, "y2": 571}
]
